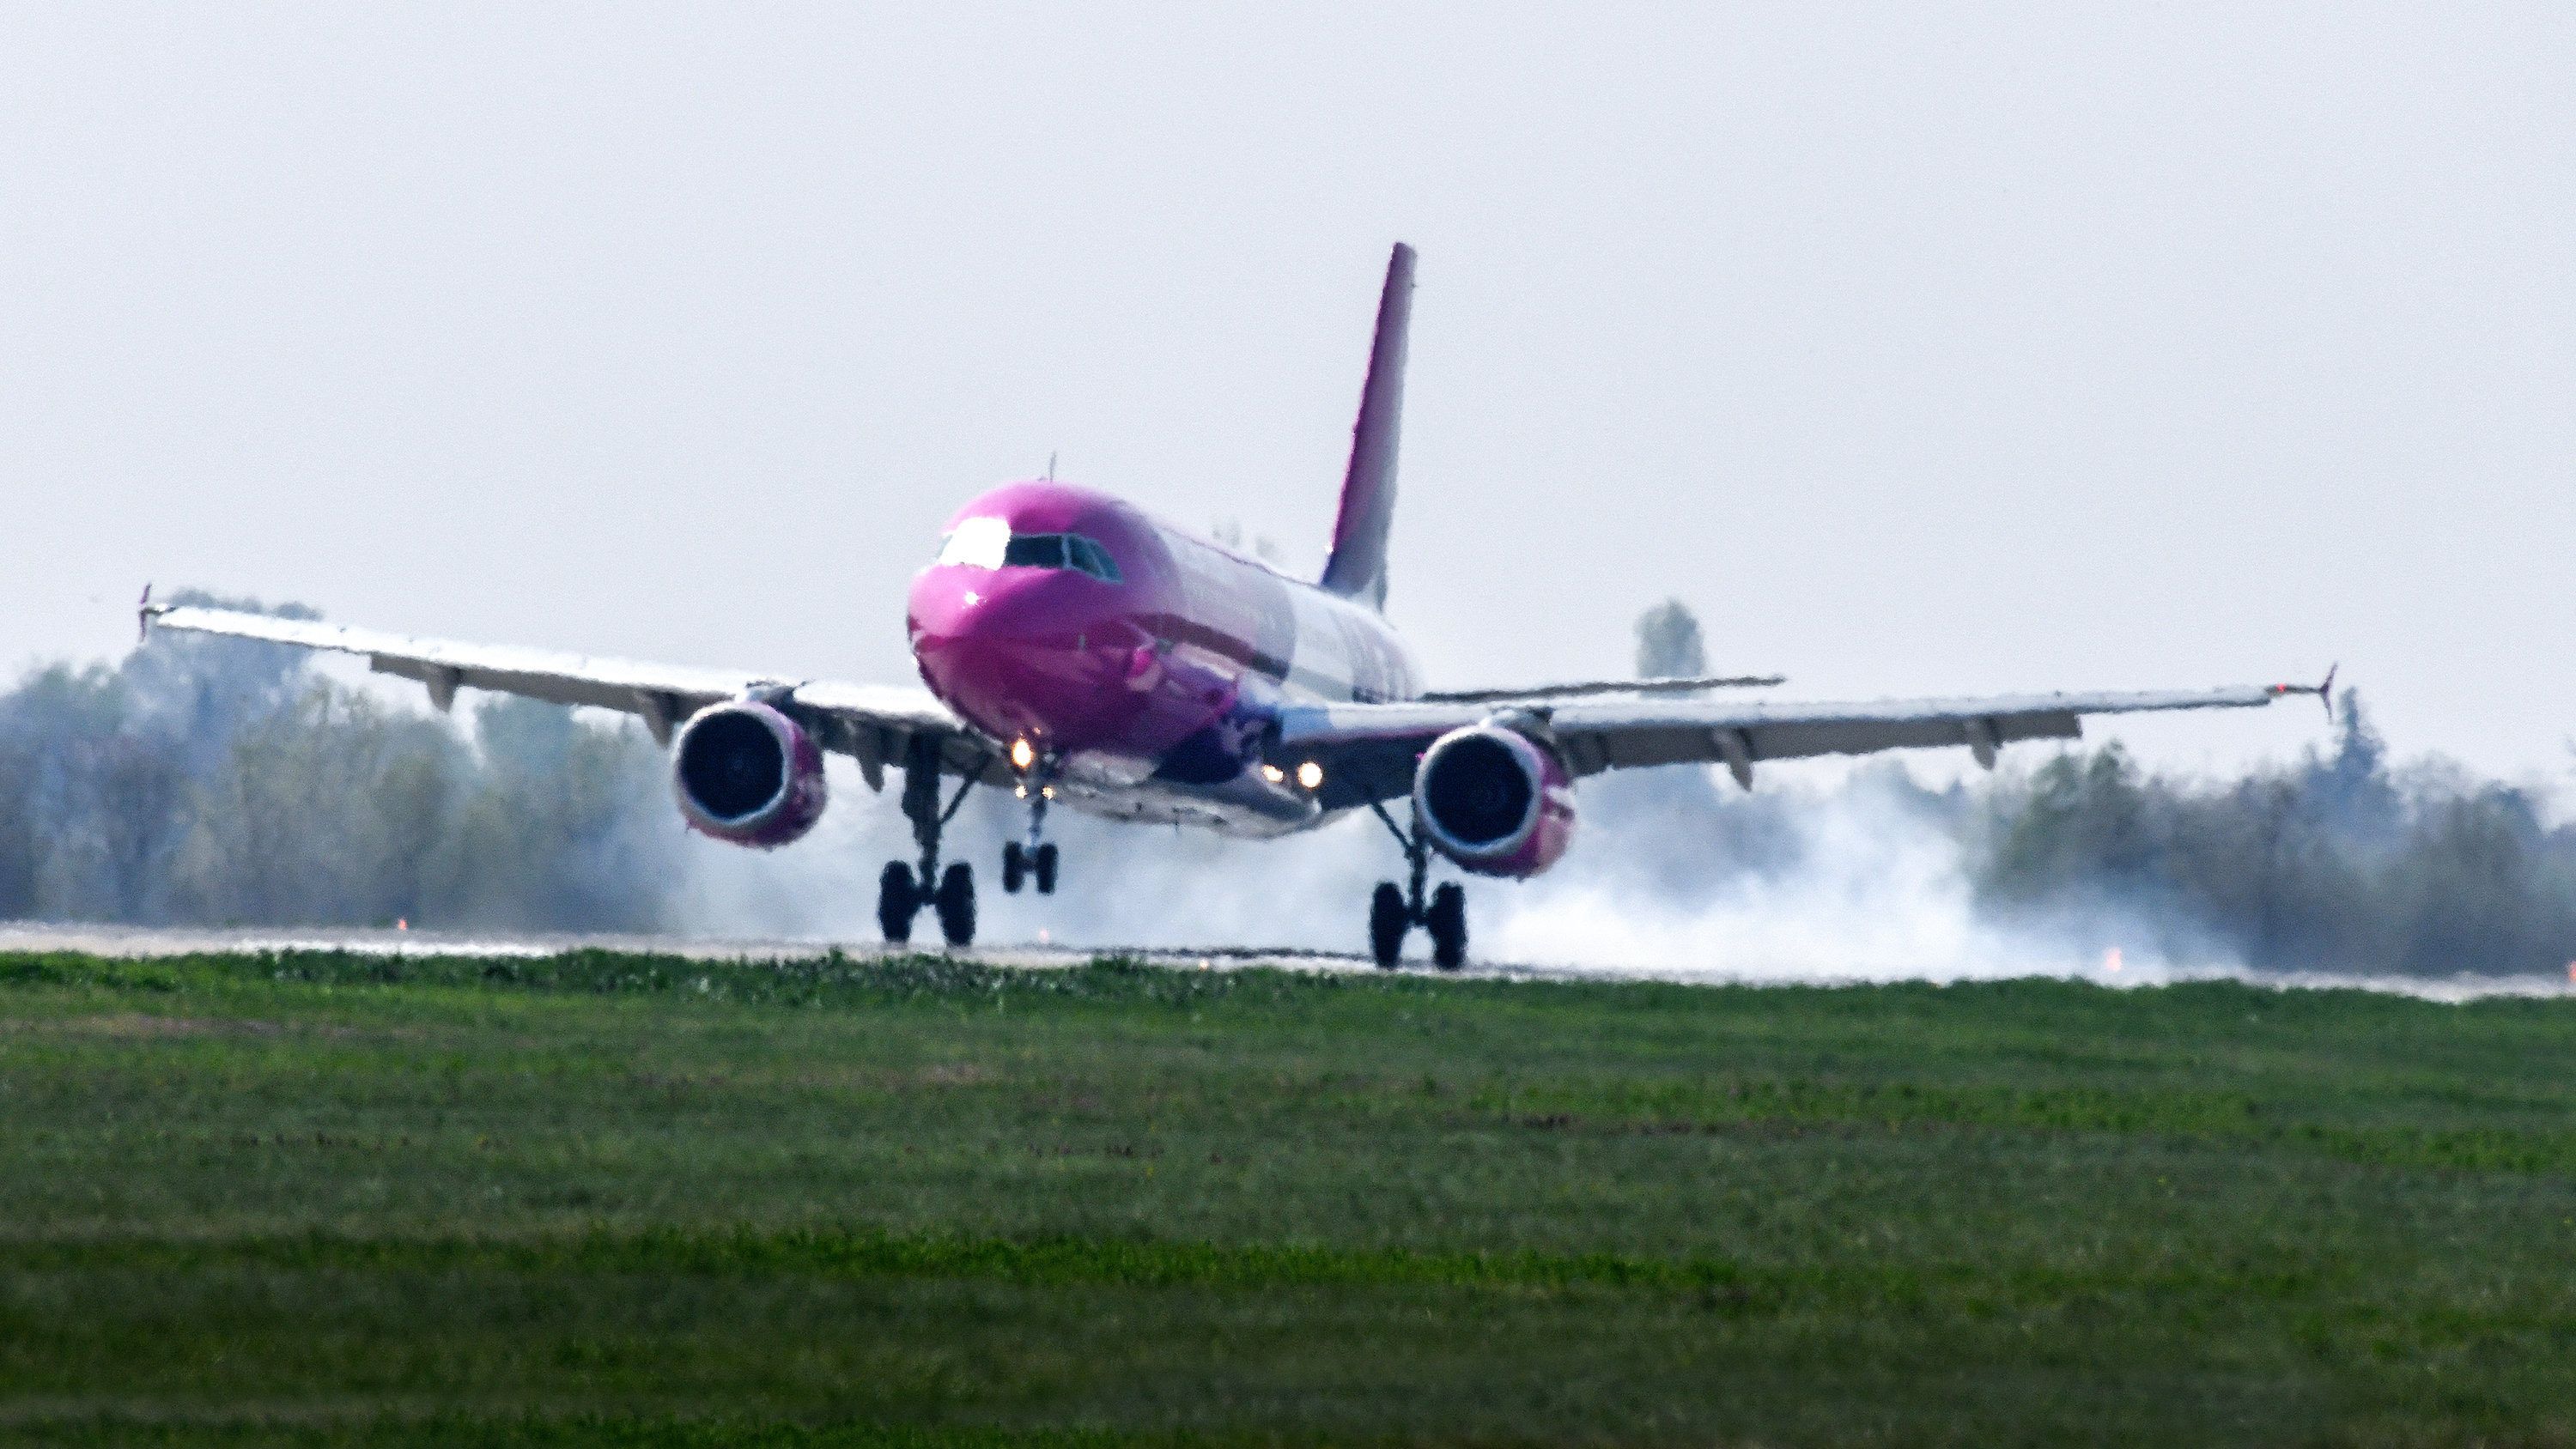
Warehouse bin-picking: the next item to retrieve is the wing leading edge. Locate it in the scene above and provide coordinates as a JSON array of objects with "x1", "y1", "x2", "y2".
[
  {"x1": 1274, "y1": 680, "x2": 2326, "y2": 807},
  {"x1": 1415, "y1": 672, "x2": 1786, "y2": 705},
  {"x1": 140, "y1": 602, "x2": 984, "y2": 789}
]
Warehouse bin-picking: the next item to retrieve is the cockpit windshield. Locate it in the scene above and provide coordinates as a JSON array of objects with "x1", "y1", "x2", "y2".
[
  {"x1": 1002, "y1": 534, "x2": 1065, "y2": 569},
  {"x1": 936, "y1": 518, "x2": 1122, "y2": 583},
  {"x1": 937, "y1": 516, "x2": 1009, "y2": 569}
]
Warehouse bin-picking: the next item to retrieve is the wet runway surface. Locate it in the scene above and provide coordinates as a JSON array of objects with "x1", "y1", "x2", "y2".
[{"x1": 0, "y1": 923, "x2": 2567, "y2": 1003}]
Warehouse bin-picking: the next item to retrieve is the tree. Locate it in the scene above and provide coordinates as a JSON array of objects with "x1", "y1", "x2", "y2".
[{"x1": 1633, "y1": 599, "x2": 1706, "y2": 680}]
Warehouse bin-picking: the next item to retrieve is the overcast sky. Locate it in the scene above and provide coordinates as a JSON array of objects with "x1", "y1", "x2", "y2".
[{"x1": 4, "y1": 4, "x2": 2568, "y2": 779}]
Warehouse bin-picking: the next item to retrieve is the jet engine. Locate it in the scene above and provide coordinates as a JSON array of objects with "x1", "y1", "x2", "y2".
[
  {"x1": 1411, "y1": 724, "x2": 1576, "y2": 878},
  {"x1": 671, "y1": 698, "x2": 828, "y2": 848}
]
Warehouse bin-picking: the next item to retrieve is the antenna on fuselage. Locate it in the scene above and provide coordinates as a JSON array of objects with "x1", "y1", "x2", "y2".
[{"x1": 1046, "y1": 451, "x2": 1057, "y2": 481}]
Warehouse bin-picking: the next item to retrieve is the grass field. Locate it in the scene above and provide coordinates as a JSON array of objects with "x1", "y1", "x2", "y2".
[{"x1": 0, "y1": 949, "x2": 2570, "y2": 1446}]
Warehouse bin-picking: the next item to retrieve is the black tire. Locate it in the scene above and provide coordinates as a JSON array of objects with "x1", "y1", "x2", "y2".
[
  {"x1": 935, "y1": 862, "x2": 977, "y2": 948},
  {"x1": 1368, "y1": 882, "x2": 1408, "y2": 968},
  {"x1": 1426, "y1": 882, "x2": 1467, "y2": 972},
  {"x1": 1001, "y1": 841, "x2": 1026, "y2": 894},
  {"x1": 1034, "y1": 843, "x2": 1059, "y2": 895},
  {"x1": 878, "y1": 862, "x2": 916, "y2": 944}
]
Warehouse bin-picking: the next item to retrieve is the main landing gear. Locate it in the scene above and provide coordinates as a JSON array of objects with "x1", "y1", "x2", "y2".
[
  {"x1": 1000, "y1": 773, "x2": 1060, "y2": 896},
  {"x1": 1366, "y1": 801, "x2": 1467, "y2": 972},
  {"x1": 878, "y1": 741, "x2": 979, "y2": 948}
]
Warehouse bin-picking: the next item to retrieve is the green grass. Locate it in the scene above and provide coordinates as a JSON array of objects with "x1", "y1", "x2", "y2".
[{"x1": 0, "y1": 948, "x2": 2572, "y2": 1446}]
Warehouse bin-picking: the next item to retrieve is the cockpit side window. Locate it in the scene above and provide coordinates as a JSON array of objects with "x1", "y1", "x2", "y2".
[
  {"x1": 1071, "y1": 537, "x2": 1123, "y2": 583},
  {"x1": 936, "y1": 521, "x2": 1121, "y2": 584}
]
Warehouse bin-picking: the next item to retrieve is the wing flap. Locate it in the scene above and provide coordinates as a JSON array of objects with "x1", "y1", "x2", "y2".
[{"x1": 1573, "y1": 709, "x2": 2081, "y2": 773}]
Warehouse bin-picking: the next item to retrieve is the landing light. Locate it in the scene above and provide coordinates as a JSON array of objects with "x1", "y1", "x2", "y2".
[
  {"x1": 1010, "y1": 738, "x2": 1036, "y2": 771},
  {"x1": 1261, "y1": 764, "x2": 1285, "y2": 785},
  {"x1": 1297, "y1": 761, "x2": 1324, "y2": 791}
]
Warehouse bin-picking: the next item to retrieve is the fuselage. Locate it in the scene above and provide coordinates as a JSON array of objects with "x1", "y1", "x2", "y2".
[{"x1": 907, "y1": 480, "x2": 1421, "y2": 835}]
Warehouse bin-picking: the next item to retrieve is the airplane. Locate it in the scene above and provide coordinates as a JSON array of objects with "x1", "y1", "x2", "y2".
[{"x1": 140, "y1": 244, "x2": 2330, "y2": 968}]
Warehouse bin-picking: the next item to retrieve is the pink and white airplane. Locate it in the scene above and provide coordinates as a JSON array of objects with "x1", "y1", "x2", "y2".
[{"x1": 143, "y1": 245, "x2": 2327, "y2": 967}]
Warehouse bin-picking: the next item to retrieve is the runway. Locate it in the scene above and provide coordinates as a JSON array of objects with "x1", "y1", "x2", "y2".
[
  {"x1": 0, "y1": 922, "x2": 2568, "y2": 1003},
  {"x1": 0, "y1": 922, "x2": 1375, "y2": 976}
]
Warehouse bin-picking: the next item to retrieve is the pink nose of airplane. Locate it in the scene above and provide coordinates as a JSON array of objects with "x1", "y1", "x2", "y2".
[{"x1": 908, "y1": 563, "x2": 1117, "y2": 748}]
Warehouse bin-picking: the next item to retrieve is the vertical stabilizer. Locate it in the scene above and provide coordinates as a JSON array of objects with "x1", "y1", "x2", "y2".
[{"x1": 1319, "y1": 242, "x2": 1414, "y2": 609}]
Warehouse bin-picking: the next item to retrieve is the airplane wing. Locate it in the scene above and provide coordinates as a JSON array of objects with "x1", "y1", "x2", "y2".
[
  {"x1": 1273, "y1": 680, "x2": 2330, "y2": 809},
  {"x1": 140, "y1": 601, "x2": 990, "y2": 789},
  {"x1": 1415, "y1": 673, "x2": 1784, "y2": 705}
]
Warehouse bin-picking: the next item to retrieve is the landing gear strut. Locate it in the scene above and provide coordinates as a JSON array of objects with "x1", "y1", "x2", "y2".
[
  {"x1": 878, "y1": 739, "x2": 979, "y2": 948},
  {"x1": 1000, "y1": 774, "x2": 1060, "y2": 896},
  {"x1": 1366, "y1": 801, "x2": 1467, "y2": 971}
]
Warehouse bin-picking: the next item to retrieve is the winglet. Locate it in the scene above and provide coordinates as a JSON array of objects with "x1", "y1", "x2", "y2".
[
  {"x1": 137, "y1": 583, "x2": 156, "y2": 645},
  {"x1": 2269, "y1": 664, "x2": 2338, "y2": 724}
]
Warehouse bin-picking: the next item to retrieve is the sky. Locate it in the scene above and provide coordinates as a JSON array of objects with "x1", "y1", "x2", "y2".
[{"x1": 3, "y1": 3, "x2": 2569, "y2": 780}]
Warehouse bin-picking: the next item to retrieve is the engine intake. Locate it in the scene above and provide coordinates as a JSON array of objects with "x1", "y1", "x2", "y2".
[
  {"x1": 1412, "y1": 724, "x2": 1575, "y2": 878},
  {"x1": 672, "y1": 698, "x2": 827, "y2": 848}
]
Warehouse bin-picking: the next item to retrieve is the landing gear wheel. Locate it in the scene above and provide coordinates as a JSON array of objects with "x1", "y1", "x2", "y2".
[
  {"x1": 1368, "y1": 882, "x2": 1408, "y2": 968},
  {"x1": 1002, "y1": 841, "x2": 1027, "y2": 894},
  {"x1": 1034, "y1": 843, "x2": 1059, "y2": 895},
  {"x1": 878, "y1": 862, "x2": 917, "y2": 945},
  {"x1": 1426, "y1": 882, "x2": 1467, "y2": 972},
  {"x1": 934, "y1": 863, "x2": 977, "y2": 948}
]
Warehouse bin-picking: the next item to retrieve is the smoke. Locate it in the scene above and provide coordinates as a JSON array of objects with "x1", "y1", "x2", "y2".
[
  {"x1": 7, "y1": 596, "x2": 2575, "y2": 983},
  {"x1": 1479, "y1": 768, "x2": 2082, "y2": 982}
]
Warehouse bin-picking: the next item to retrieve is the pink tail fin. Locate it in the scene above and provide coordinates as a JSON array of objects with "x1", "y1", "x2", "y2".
[{"x1": 1319, "y1": 243, "x2": 1415, "y2": 610}]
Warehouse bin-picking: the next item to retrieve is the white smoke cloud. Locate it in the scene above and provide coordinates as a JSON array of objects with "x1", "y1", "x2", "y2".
[{"x1": 656, "y1": 754, "x2": 2242, "y2": 987}]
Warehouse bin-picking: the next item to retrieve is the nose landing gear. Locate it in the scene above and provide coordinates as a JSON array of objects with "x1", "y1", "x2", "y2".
[
  {"x1": 1365, "y1": 801, "x2": 1467, "y2": 971},
  {"x1": 878, "y1": 739, "x2": 980, "y2": 948},
  {"x1": 1002, "y1": 757, "x2": 1060, "y2": 895},
  {"x1": 1000, "y1": 841, "x2": 1059, "y2": 894}
]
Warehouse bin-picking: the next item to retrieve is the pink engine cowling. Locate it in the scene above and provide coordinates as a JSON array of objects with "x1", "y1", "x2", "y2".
[
  {"x1": 1411, "y1": 724, "x2": 1577, "y2": 878},
  {"x1": 671, "y1": 698, "x2": 828, "y2": 848}
]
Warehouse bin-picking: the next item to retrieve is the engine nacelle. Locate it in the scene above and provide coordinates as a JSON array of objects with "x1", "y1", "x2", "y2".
[
  {"x1": 671, "y1": 698, "x2": 827, "y2": 848},
  {"x1": 1412, "y1": 724, "x2": 1576, "y2": 878}
]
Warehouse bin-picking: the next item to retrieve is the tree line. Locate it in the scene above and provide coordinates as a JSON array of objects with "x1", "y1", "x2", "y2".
[{"x1": 0, "y1": 593, "x2": 677, "y2": 931}]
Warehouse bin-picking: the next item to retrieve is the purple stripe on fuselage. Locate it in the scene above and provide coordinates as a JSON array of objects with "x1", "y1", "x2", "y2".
[{"x1": 906, "y1": 482, "x2": 1419, "y2": 830}]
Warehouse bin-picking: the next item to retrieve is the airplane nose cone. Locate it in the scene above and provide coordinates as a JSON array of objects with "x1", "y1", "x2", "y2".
[{"x1": 908, "y1": 568, "x2": 1115, "y2": 744}]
